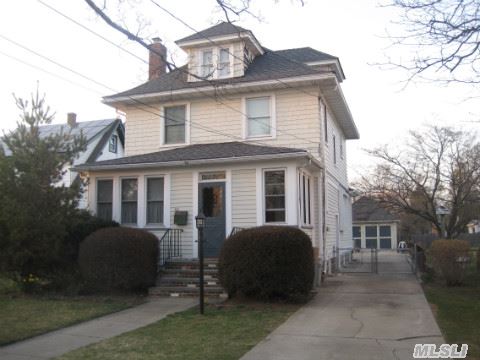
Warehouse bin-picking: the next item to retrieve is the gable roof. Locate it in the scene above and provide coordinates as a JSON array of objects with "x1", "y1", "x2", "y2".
[
  {"x1": 74, "y1": 141, "x2": 308, "y2": 171},
  {"x1": 104, "y1": 49, "x2": 326, "y2": 100},
  {"x1": 176, "y1": 21, "x2": 250, "y2": 43},
  {"x1": 353, "y1": 197, "x2": 399, "y2": 222},
  {"x1": 275, "y1": 47, "x2": 337, "y2": 63}
]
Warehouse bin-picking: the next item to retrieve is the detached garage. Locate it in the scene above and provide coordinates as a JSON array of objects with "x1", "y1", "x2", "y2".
[{"x1": 352, "y1": 197, "x2": 399, "y2": 250}]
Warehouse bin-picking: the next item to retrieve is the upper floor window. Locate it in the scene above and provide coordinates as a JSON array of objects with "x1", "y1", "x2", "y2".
[
  {"x1": 121, "y1": 178, "x2": 138, "y2": 224},
  {"x1": 333, "y1": 134, "x2": 337, "y2": 164},
  {"x1": 323, "y1": 101, "x2": 328, "y2": 143},
  {"x1": 264, "y1": 169, "x2": 286, "y2": 223},
  {"x1": 246, "y1": 96, "x2": 271, "y2": 138},
  {"x1": 340, "y1": 138, "x2": 344, "y2": 159},
  {"x1": 218, "y1": 48, "x2": 230, "y2": 77},
  {"x1": 109, "y1": 135, "x2": 118, "y2": 153},
  {"x1": 201, "y1": 50, "x2": 214, "y2": 78},
  {"x1": 164, "y1": 105, "x2": 186, "y2": 145},
  {"x1": 97, "y1": 179, "x2": 113, "y2": 221}
]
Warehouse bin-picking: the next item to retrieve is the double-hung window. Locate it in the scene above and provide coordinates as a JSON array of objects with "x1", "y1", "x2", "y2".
[
  {"x1": 164, "y1": 105, "x2": 186, "y2": 144},
  {"x1": 299, "y1": 172, "x2": 312, "y2": 226},
  {"x1": 218, "y1": 48, "x2": 230, "y2": 77},
  {"x1": 264, "y1": 170, "x2": 286, "y2": 223},
  {"x1": 201, "y1": 50, "x2": 214, "y2": 78},
  {"x1": 246, "y1": 97, "x2": 271, "y2": 137},
  {"x1": 146, "y1": 178, "x2": 164, "y2": 225},
  {"x1": 121, "y1": 178, "x2": 138, "y2": 224},
  {"x1": 97, "y1": 179, "x2": 113, "y2": 221},
  {"x1": 109, "y1": 135, "x2": 117, "y2": 153}
]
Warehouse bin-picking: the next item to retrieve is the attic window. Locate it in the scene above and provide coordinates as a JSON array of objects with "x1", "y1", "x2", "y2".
[
  {"x1": 201, "y1": 50, "x2": 214, "y2": 78},
  {"x1": 109, "y1": 135, "x2": 118, "y2": 153},
  {"x1": 218, "y1": 48, "x2": 230, "y2": 77}
]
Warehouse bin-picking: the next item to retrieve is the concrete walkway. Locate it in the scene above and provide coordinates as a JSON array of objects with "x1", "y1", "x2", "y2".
[
  {"x1": 0, "y1": 297, "x2": 195, "y2": 360},
  {"x1": 242, "y1": 252, "x2": 444, "y2": 360}
]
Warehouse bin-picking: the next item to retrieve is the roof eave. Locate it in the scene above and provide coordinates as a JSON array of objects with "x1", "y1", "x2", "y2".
[{"x1": 73, "y1": 151, "x2": 310, "y2": 172}]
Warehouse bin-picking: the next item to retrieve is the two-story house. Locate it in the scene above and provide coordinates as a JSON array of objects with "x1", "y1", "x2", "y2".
[{"x1": 74, "y1": 22, "x2": 359, "y2": 276}]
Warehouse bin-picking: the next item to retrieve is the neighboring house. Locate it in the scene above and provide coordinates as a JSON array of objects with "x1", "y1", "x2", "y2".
[
  {"x1": 74, "y1": 22, "x2": 359, "y2": 274},
  {"x1": 467, "y1": 220, "x2": 480, "y2": 234},
  {"x1": 352, "y1": 197, "x2": 399, "y2": 249},
  {"x1": 2, "y1": 113, "x2": 125, "y2": 209}
]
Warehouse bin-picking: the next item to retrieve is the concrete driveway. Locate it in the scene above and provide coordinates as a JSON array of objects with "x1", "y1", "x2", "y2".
[{"x1": 241, "y1": 252, "x2": 444, "y2": 360}]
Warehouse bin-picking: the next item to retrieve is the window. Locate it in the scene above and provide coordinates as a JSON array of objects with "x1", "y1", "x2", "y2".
[
  {"x1": 340, "y1": 138, "x2": 344, "y2": 159},
  {"x1": 146, "y1": 178, "x2": 164, "y2": 224},
  {"x1": 201, "y1": 49, "x2": 213, "y2": 78},
  {"x1": 246, "y1": 97, "x2": 271, "y2": 137},
  {"x1": 109, "y1": 135, "x2": 118, "y2": 153},
  {"x1": 218, "y1": 48, "x2": 230, "y2": 77},
  {"x1": 264, "y1": 170, "x2": 286, "y2": 223},
  {"x1": 299, "y1": 172, "x2": 312, "y2": 226},
  {"x1": 379, "y1": 225, "x2": 392, "y2": 249},
  {"x1": 323, "y1": 100, "x2": 328, "y2": 143},
  {"x1": 353, "y1": 225, "x2": 361, "y2": 248},
  {"x1": 164, "y1": 105, "x2": 186, "y2": 144},
  {"x1": 121, "y1": 179, "x2": 138, "y2": 224},
  {"x1": 365, "y1": 225, "x2": 377, "y2": 249},
  {"x1": 97, "y1": 179, "x2": 113, "y2": 221},
  {"x1": 333, "y1": 134, "x2": 337, "y2": 164}
]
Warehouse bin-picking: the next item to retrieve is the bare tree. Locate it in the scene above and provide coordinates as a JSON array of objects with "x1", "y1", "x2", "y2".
[
  {"x1": 358, "y1": 125, "x2": 480, "y2": 238},
  {"x1": 384, "y1": 0, "x2": 480, "y2": 84}
]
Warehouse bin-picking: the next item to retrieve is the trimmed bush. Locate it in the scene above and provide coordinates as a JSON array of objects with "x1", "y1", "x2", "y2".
[
  {"x1": 430, "y1": 239, "x2": 470, "y2": 286},
  {"x1": 218, "y1": 226, "x2": 314, "y2": 302},
  {"x1": 79, "y1": 227, "x2": 158, "y2": 292}
]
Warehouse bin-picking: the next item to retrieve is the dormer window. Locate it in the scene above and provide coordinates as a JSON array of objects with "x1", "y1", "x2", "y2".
[
  {"x1": 218, "y1": 48, "x2": 230, "y2": 77},
  {"x1": 201, "y1": 50, "x2": 214, "y2": 78}
]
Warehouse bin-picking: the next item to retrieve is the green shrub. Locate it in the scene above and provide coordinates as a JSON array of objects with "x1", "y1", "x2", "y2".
[
  {"x1": 430, "y1": 239, "x2": 470, "y2": 286},
  {"x1": 218, "y1": 226, "x2": 314, "y2": 302},
  {"x1": 79, "y1": 227, "x2": 158, "y2": 292}
]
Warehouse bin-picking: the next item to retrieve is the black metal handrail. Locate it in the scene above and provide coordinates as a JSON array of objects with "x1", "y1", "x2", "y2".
[{"x1": 158, "y1": 228, "x2": 183, "y2": 270}]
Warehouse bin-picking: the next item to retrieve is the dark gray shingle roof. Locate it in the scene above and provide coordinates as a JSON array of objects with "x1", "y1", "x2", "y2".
[
  {"x1": 76, "y1": 141, "x2": 307, "y2": 169},
  {"x1": 275, "y1": 47, "x2": 337, "y2": 63},
  {"x1": 176, "y1": 22, "x2": 250, "y2": 43},
  {"x1": 353, "y1": 197, "x2": 399, "y2": 222},
  {"x1": 105, "y1": 49, "x2": 326, "y2": 100}
]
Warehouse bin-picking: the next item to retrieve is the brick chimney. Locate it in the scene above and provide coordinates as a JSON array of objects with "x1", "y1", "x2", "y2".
[
  {"x1": 149, "y1": 37, "x2": 167, "y2": 80},
  {"x1": 67, "y1": 112, "x2": 77, "y2": 127}
]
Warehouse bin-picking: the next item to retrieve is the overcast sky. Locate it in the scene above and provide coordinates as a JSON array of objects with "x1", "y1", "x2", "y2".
[{"x1": 0, "y1": 0, "x2": 478, "y2": 181}]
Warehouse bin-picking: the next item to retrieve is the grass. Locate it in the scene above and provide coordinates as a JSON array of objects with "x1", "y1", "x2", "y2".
[
  {"x1": 423, "y1": 266, "x2": 480, "y2": 360},
  {"x1": 0, "y1": 294, "x2": 144, "y2": 346},
  {"x1": 57, "y1": 302, "x2": 300, "y2": 360}
]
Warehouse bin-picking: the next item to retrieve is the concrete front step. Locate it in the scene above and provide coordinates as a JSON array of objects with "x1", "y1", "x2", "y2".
[
  {"x1": 161, "y1": 268, "x2": 219, "y2": 277},
  {"x1": 157, "y1": 278, "x2": 220, "y2": 287},
  {"x1": 164, "y1": 262, "x2": 219, "y2": 270}
]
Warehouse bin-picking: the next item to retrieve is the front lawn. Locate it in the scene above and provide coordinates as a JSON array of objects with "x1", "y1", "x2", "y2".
[
  {"x1": 0, "y1": 295, "x2": 143, "y2": 346},
  {"x1": 423, "y1": 270, "x2": 480, "y2": 360},
  {"x1": 58, "y1": 302, "x2": 299, "y2": 360}
]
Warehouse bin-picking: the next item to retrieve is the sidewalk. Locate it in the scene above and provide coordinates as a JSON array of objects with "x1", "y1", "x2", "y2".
[
  {"x1": 0, "y1": 297, "x2": 195, "y2": 359},
  {"x1": 241, "y1": 252, "x2": 444, "y2": 360}
]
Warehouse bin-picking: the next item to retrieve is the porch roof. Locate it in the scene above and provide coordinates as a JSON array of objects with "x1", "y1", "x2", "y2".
[{"x1": 73, "y1": 141, "x2": 310, "y2": 171}]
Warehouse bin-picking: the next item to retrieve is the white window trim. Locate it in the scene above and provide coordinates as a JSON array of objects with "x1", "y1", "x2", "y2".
[
  {"x1": 262, "y1": 167, "x2": 287, "y2": 225},
  {"x1": 143, "y1": 175, "x2": 167, "y2": 227},
  {"x1": 197, "y1": 46, "x2": 234, "y2": 80},
  {"x1": 299, "y1": 170, "x2": 313, "y2": 228},
  {"x1": 242, "y1": 94, "x2": 276, "y2": 140},
  {"x1": 160, "y1": 102, "x2": 191, "y2": 147},
  {"x1": 109, "y1": 135, "x2": 118, "y2": 153},
  {"x1": 120, "y1": 176, "x2": 139, "y2": 226},
  {"x1": 95, "y1": 177, "x2": 114, "y2": 220}
]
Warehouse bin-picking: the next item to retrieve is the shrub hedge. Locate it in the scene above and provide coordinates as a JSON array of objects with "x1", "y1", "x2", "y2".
[
  {"x1": 218, "y1": 226, "x2": 314, "y2": 302},
  {"x1": 78, "y1": 227, "x2": 158, "y2": 292},
  {"x1": 430, "y1": 239, "x2": 470, "y2": 286}
]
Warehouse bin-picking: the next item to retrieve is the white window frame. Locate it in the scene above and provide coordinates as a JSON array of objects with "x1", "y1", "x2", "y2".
[
  {"x1": 299, "y1": 170, "x2": 313, "y2": 227},
  {"x1": 242, "y1": 94, "x2": 276, "y2": 140},
  {"x1": 144, "y1": 176, "x2": 166, "y2": 226},
  {"x1": 197, "y1": 46, "x2": 233, "y2": 79},
  {"x1": 160, "y1": 102, "x2": 191, "y2": 147},
  {"x1": 108, "y1": 135, "x2": 118, "y2": 153},
  {"x1": 96, "y1": 178, "x2": 113, "y2": 221},
  {"x1": 120, "y1": 177, "x2": 139, "y2": 226},
  {"x1": 217, "y1": 47, "x2": 233, "y2": 79},
  {"x1": 263, "y1": 168, "x2": 286, "y2": 224},
  {"x1": 200, "y1": 48, "x2": 214, "y2": 78}
]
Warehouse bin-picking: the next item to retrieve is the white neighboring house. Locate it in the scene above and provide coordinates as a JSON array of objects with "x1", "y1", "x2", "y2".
[
  {"x1": 1, "y1": 113, "x2": 125, "y2": 209},
  {"x1": 74, "y1": 22, "x2": 359, "y2": 275},
  {"x1": 467, "y1": 220, "x2": 480, "y2": 234}
]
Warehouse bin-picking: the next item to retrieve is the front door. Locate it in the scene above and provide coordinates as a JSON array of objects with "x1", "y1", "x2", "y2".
[{"x1": 198, "y1": 181, "x2": 226, "y2": 257}]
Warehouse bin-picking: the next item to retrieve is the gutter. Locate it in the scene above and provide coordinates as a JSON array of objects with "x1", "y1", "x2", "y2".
[{"x1": 73, "y1": 151, "x2": 313, "y2": 172}]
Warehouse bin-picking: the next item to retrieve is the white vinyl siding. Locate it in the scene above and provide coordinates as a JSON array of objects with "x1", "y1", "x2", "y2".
[
  {"x1": 170, "y1": 171, "x2": 194, "y2": 258},
  {"x1": 231, "y1": 168, "x2": 257, "y2": 228}
]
